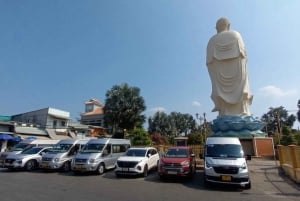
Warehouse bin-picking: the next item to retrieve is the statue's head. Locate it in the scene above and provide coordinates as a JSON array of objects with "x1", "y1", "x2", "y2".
[{"x1": 216, "y1": 17, "x2": 230, "y2": 33}]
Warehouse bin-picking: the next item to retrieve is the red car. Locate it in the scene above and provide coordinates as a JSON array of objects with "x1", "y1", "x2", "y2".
[{"x1": 158, "y1": 146, "x2": 196, "y2": 179}]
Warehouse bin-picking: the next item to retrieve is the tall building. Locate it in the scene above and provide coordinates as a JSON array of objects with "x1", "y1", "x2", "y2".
[{"x1": 80, "y1": 99, "x2": 105, "y2": 127}]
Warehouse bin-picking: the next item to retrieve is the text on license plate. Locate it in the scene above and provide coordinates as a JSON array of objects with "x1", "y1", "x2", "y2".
[
  {"x1": 221, "y1": 175, "x2": 232, "y2": 181},
  {"x1": 122, "y1": 168, "x2": 129, "y2": 172},
  {"x1": 75, "y1": 165, "x2": 83, "y2": 169}
]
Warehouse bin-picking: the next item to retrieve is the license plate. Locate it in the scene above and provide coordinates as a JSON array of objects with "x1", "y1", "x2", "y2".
[
  {"x1": 122, "y1": 168, "x2": 129, "y2": 172},
  {"x1": 40, "y1": 163, "x2": 48, "y2": 168},
  {"x1": 221, "y1": 175, "x2": 232, "y2": 181},
  {"x1": 75, "y1": 165, "x2": 83, "y2": 170},
  {"x1": 168, "y1": 171, "x2": 177, "y2": 175}
]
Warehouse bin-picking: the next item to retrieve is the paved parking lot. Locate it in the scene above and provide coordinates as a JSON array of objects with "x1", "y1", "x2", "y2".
[{"x1": 0, "y1": 158, "x2": 299, "y2": 201}]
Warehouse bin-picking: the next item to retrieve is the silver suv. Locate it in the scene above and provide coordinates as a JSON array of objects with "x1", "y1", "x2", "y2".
[{"x1": 4, "y1": 146, "x2": 53, "y2": 171}]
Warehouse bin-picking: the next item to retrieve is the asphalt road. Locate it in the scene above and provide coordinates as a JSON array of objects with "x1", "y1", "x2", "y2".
[{"x1": 0, "y1": 158, "x2": 299, "y2": 201}]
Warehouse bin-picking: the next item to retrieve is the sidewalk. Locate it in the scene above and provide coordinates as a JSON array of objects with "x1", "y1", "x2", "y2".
[{"x1": 248, "y1": 157, "x2": 300, "y2": 196}]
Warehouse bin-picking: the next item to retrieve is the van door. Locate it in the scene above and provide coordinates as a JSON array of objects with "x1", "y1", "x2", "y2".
[{"x1": 102, "y1": 144, "x2": 114, "y2": 169}]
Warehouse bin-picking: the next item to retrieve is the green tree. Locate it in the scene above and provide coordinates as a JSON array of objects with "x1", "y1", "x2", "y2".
[
  {"x1": 131, "y1": 128, "x2": 152, "y2": 146},
  {"x1": 104, "y1": 83, "x2": 146, "y2": 134},
  {"x1": 148, "y1": 111, "x2": 197, "y2": 137},
  {"x1": 187, "y1": 132, "x2": 203, "y2": 145},
  {"x1": 148, "y1": 111, "x2": 172, "y2": 136},
  {"x1": 297, "y1": 99, "x2": 300, "y2": 123},
  {"x1": 169, "y1": 112, "x2": 197, "y2": 136},
  {"x1": 261, "y1": 106, "x2": 296, "y2": 135},
  {"x1": 281, "y1": 126, "x2": 297, "y2": 145}
]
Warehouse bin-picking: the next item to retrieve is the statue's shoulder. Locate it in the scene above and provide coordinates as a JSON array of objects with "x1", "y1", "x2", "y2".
[{"x1": 220, "y1": 30, "x2": 242, "y2": 39}]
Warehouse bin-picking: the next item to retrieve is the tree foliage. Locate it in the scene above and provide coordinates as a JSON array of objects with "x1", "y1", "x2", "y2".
[
  {"x1": 261, "y1": 106, "x2": 296, "y2": 135},
  {"x1": 297, "y1": 99, "x2": 300, "y2": 123},
  {"x1": 131, "y1": 128, "x2": 152, "y2": 146},
  {"x1": 148, "y1": 111, "x2": 197, "y2": 137},
  {"x1": 104, "y1": 83, "x2": 146, "y2": 134}
]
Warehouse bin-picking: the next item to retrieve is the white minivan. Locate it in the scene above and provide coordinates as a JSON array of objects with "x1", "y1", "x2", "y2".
[
  {"x1": 202, "y1": 137, "x2": 251, "y2": 189},
  {"x1": 40, "y1": 139, "x2": 89, "y2": 172},
  {"x1": 71, "y1": 138, "x2": 131, "y2": 175}
]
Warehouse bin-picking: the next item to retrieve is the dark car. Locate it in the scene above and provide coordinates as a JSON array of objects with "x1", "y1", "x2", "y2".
[{"x1": 158, "y1": 146, "x2": 196, "y2": 179}]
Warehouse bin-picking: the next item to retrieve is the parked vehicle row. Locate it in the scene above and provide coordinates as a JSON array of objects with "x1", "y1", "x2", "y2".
[{"x1": 0, "y1": 137, "x2": 252, "y2": 189}]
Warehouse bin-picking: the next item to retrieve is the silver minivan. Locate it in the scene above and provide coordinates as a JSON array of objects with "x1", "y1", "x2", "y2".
[
  {"x1": 71, "y1": 138, "x2": 131, "y2": 175},
  {"x1": 40, "y1": 139, "x2": 89, "y2": 172},
  {"x1": 202, "y1": 137, "x2": 251, "y2": 189}
]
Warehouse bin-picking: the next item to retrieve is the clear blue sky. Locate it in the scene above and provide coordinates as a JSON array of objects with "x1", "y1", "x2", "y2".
[{"x1": 1, "y1": 1, "x2": 299, "y2": 128}]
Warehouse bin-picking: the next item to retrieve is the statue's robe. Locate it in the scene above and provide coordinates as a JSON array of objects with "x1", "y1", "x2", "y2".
[{"x1": 206, "y1": 30, "x2": 253, "y2": 116}]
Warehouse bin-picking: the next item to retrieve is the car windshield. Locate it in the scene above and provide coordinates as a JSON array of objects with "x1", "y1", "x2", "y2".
[
  {"x1": 80, "y1": 144, "x2": 105, "y2": 153},
  {"x1": 165, "y1": 148, "x2": 188, "y2": 158},
  {"x1": 21, "y1": 147, "x2": 43, "y2": 155},
  {"x1": 206, "y1": 144, "x2": 244, "y2": 158},
  {"x1": 10, "y1": 143, "x2": 29, "y2": 151},
  {"x1": 49, "y1": 144, "x2": 72, "y2": 153},
  {"x1": 126, "y1": 149, "x2": 146, "y2": 157}
]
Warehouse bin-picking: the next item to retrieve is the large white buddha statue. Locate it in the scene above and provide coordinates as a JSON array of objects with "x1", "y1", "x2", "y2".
[{"x1": 206, "y1": 17, "x2": 253, "y2": 116}]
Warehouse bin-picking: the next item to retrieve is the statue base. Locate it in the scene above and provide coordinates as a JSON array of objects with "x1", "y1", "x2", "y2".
[{"x1": 211, "y1": 115, "x2": 267, "y2": 138}]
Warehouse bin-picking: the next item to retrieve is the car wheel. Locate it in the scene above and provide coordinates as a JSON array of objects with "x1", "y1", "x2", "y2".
[
  {"x1": 143, "y1": 165, "x2": 148, "y2": 177},
  {"x1": 96, "y1": 163, "x2": 105, "y2": 175},
  {"x1": 245, "y1": 181, "x2": 251, "y2": 189},
  {"x1": 62, "y1": 162, "x2": 71, "y2": 172},
  {"x1": 25, "y1": 160, "x2": 36, "y2": 171},
  {"x1": 203, "y1": 173, "x2": 211, "y2": 188}
]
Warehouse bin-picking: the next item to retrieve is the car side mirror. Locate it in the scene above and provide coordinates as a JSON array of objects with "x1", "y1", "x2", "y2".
[
  {"x1": 246, "y1": 154, "x2": 252, "y2": 161},
  {"x1": 199, "y1": 153, "x2": 204, "y2": 159},
  {"x1": 190, "y1": 153, "x2": 195, "y2": 157},
  {"x1": 147, "y1": 154, "x2": 151, "y2": 158}
]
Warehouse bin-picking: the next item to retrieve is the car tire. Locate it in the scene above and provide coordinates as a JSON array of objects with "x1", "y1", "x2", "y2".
[
  {"x1": 143, "y1": 165, "x2": 148, "y2": 177},
  {"x1": 245, "y1": 181, "x2": 251, "y2": 189},
  {"x1": 25, "y1": 160, "x2": 36, "y2": 171},
  {"x1": 62, "y1": 162, "x2": 71, "y2": 172},
  {"x1": 96, "y1": 163, "x2": 105, "y2": 175}
]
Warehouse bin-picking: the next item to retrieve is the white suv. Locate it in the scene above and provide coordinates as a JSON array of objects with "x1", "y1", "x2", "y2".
[{"x1": 115, "y1": 147, "x2": 159, "y2": 177}]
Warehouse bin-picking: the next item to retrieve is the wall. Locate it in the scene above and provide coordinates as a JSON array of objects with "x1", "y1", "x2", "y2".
[{"x1": 278, "y1": 145, "x2": 300, "y2": 183}]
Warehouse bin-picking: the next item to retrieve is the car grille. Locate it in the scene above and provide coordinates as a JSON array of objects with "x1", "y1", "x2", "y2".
[
  {"x1": 117, "y1": 161, "x2": 138, "y2": 168},
  {"x1": 42, "y1": 157, "x2": 53, "y2": 162},
  {"x1": 213, "y1": 166, "x2": 239, "y2": 174},
  {"x1": 75, "y1": 158, "x2": 87, "y2": 163},
  {"x1": 5, "y1": 159, "x2": 15, "y2": 164},
  {"x1": 163, "y1": 163, "x2": 182, "y2": 167}
]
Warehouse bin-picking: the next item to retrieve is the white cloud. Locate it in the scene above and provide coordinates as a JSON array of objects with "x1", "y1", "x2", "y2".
[
  {"x1": 259, "y1": 85, "x2": 298, "y2": 98},
  {"x1": 192, "y1": 101, "x2": 201, "y2": 107}
]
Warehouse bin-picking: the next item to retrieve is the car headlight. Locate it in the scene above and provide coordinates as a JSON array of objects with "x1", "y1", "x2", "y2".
[
  {"x1": 16, "y1": 159, "x2": 23, "y2": 164},
  {"x1": 54, "y1": 158, "x2": 60, "y2": 162},
  {"x1": 240, "y1": 162, "x2": 247, "y2": 169},
  {"x1": 89, "y1": 158, "x2": 95, "y2": 163},
  {"x1": 205, "y1": 161, "x2": 212, "y2": 168},
  {"x1": 181, "y1": 161, "x2": 190, "y2": 167}
]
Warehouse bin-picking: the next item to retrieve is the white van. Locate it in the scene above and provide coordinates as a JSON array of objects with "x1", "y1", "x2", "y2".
[
  {"x1": 71, "y1": 138, "x2": 131, "y2": 175},
  {"x1": 39, "y1": 139, "x2": 89, "y2": 172},
  {"x1": 202, "y1": 137, "x2": 251, "y2": 189},
  {"x1": 0, "y1": 139, "x2": 59, "y2": 167}
]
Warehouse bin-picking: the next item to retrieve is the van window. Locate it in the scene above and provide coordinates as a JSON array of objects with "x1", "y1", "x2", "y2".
[
  {"x1": 112, "y1": 144, "x2": 130, "y2": 153},
  {"x1": 206, "y1": 144, "x2": 243, "y2": 158},
  {"x1": 103, "y1": 144, "x2": 111, "y2": 156},
  {"x1": 80, "y1": 144, "x2": 105, "y2": 153},
  {"x1": 49, "y1": 144, "x2": 72, "y2": 153}
]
